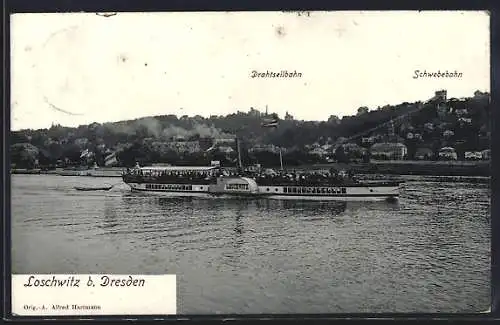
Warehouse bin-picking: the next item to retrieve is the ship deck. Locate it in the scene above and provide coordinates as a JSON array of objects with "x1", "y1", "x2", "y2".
[
  {"x1": 254, "y1": 180, "x2": 402, "y2": 187},
  {"x1": 123, "y1": 176, "x2": 402, "y2": 188}
]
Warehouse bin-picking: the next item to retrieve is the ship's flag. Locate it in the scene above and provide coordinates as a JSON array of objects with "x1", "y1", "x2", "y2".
[
  {"x1": 104, "y1": 152, "x2": 118, "y2": 166},
  {"x1": 80, "y1": 149, "x2": 90, "y2": 158}
]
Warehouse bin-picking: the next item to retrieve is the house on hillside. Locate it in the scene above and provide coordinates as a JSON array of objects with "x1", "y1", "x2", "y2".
[
  {"x1": 339, "y1": 143, "x2": 366, "y2": 160},
  {"x1": 166, "y1": 141, "x2": 201, "y2": 153},
  {"x1": 249, "y1": 144, "x2": 282, "y2": 154},
  {"x1": 362, "y1": 137, "x2": 376, "y2": 145},
  {"x1": 443, "y1": 130, "x2": 455, "y2": 138},
  {"x1": 342, "y1": 143, "x2": 364, "y2": 153},
  {"x1": 370, "y1": 142, "x2": 407, "y2": 160},
  {"x1": 465, "y1": 151, "x2": 483, "y2": 160},
  {"x1": 309, "y1": 147, "x2": 328, "y2": 157},
  {"x1": 424, "y1": 123, "x2": 434, "y2": 132},
  {"x1": 454, "y1": 108, "x2": 469, "y2": 116},
  {"x1": 151, "y1": 141, "x2": 168, "y2": 153},
  {"x1": 74, "y1": 138, "x2": 89, "y2": 148},
  {"x1": 438, "y1": 147, "x2": 458, "y2": 160},
  {"x1": 173, "y1": 135, "x2": 186, "y2": 141},
  {"x1": 336, "y1": 137, "x2": 348, "y2": 144},
  {"x1": 415, "y1": 148, "x2": 434, "y2": 160},
  {"x1": 458, "y1": 117, "x2": 472, "y2": 125}
]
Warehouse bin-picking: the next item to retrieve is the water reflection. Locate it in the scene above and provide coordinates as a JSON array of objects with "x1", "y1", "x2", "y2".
[
  {"x1": 119, "y1": 192, "x2": 406, "y2": 216},
  {"x1": 101, "y1": 198, "x2": 119, "y2": 230},
  {"x1": 226, "y1": 212, "x2": 245, "y2": 269},
  {"x1": 156, "y1": 196, "x2": 194, "y2": 207},
  {"x1": 234, "y1": 214, "x2": 243, "y2": 236}
]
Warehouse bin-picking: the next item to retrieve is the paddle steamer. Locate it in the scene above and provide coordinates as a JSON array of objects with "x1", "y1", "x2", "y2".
[
  {"x1": 122, "y1": 164, "x2": 401, "y2": 201},
  {"x1": 122, "y1": 134, "x2": 402, "y2": 201}
]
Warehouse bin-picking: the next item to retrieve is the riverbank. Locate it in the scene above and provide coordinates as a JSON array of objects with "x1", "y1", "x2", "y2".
[
  {"x1": 11, "y1": 167, "x2": 123, "y2": 177},
  {"x1": 11, "y1": 160, "x2": 490, "y2": 178},
  {"x1": 312, "y1": 160, "x2": 490, "y2": 177}
]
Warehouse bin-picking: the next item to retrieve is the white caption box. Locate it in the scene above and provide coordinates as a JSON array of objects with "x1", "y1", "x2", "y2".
[{"x1": 12, "y1": 274, "x2": 176, "y2": 316}]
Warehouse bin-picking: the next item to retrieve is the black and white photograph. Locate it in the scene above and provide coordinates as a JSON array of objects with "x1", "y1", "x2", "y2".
[{"x1": 10, "y1": 11, "x2": 490, "y2": 314}]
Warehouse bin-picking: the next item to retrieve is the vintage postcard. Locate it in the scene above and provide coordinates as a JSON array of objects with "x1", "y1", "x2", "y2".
[{"x1": 9, "y1": 11, "x2": 490, "y2": 315}]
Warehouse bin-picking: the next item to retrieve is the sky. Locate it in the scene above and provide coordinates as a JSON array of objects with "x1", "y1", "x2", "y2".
[{"x1": 10, "y1": 11, "x2": 490, "y2": 131}]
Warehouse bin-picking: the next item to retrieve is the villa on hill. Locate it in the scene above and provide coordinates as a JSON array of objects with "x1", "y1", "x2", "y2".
[{"x1": 370, "y1": 142, "x2": 408, "y2": 160}]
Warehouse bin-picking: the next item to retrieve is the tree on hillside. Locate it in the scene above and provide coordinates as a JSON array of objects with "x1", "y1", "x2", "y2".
[
  {"x1": 328, "y1": 115, "x2": 340, "y2": 124},
  {"x1": 357, "y1": 106, "x2": 369, "y2": 115},
  {"x1": 11, "y1": 143, "x2": 39, "y2": 169},
  {"x1": 333, "y1": 146, "x2": 349, "y2": 163},
  {"x1": 60, "y1": 143, "x2": 83, "y2": 164}
]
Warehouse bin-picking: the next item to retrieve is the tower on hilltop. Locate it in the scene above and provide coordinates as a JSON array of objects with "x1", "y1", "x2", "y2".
[{"x1": 434, "y1": 90, "x2": 447, "y2": 102}]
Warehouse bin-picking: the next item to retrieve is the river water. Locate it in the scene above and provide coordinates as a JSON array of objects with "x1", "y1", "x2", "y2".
[{"x1": 11, "y1": 174, "x2": 490, "y2": 314}]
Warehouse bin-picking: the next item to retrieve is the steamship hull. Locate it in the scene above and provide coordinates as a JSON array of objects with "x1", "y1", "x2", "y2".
[
  {"x1": 128, "y1": 182, "x2": 212, "y2": 198},
  {"x1": 125, "y1": 179, "x2": 401, "y2": 201},
  {"x1": 256, "y1": 183, "x2": 400, "y2": 201}
]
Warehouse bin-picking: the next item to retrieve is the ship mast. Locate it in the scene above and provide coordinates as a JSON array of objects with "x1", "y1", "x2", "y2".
[
  {"x1": 261, "y1": 104, "x2": 283, "y2": 172},
  {"x1": 279, "y1": 148, "x2": 284, "y2": 171},
  {"x1": 236, "y1": 137, "x2": 243, "y2": 170}
]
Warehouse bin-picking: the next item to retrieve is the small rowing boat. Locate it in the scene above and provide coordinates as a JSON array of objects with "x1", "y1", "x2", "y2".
[{"x1": 74, "y1": 186, "x2": 113, "y2": 191}]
